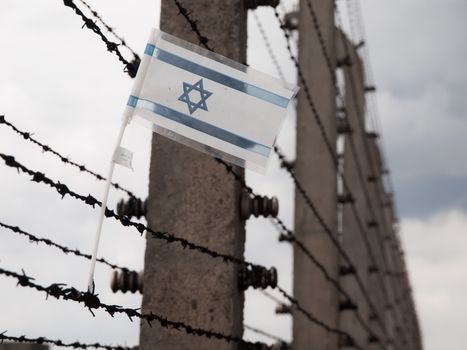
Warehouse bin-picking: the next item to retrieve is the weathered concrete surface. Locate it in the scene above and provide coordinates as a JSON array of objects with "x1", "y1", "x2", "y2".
[
  {"x1": 139, "y1": 1, "x2": 247, "y2": 349},
  {"x1": 336, "y1": 29, "x2": 370, "y2": 350},
  {"x1": 293, "y1": 1, "x2": 338, "y2": 349}
]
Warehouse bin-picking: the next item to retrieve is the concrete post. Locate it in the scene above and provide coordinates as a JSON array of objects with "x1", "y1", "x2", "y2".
[
  {"x1": 365, "y1": 138, "x2": 393, "y2": 349},
  {"x1": 139, "y1": 1, "x2": 247, "y2": 349},
  {"x1": 336, "y1": 30, "x2": 369, "y2": 349},
  {"x1": 293, "y1": 1, "x2": 338, "y2": 349}
]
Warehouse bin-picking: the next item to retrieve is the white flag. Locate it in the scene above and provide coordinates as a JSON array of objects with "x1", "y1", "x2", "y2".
[{"x1": 125, "y1": 29, "x2": 298, "y2": 172}]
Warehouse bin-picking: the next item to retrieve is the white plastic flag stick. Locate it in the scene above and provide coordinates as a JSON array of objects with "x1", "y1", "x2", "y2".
[{"x1": 87, "y1": 114, "x2": 130, "y2": 293}]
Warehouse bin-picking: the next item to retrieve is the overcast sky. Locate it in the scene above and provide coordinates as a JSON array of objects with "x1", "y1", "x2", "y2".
[{"x1": 0, "y1": 1, "x2": 466, "y2": 350}]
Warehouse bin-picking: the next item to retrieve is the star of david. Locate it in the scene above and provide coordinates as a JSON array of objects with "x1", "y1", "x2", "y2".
[{"x1": 178, "y1": 79, "x2": 213, "y2": 115}]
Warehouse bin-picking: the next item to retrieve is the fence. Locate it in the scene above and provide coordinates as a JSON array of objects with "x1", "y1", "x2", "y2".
[{"x1": 0, "y1": 0, "x2": 422, "y2": 349}]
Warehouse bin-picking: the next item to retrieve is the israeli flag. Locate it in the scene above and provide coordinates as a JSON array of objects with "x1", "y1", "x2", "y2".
[{"x1": 125, "y1": 29, "x2": 298, "y2": 172}]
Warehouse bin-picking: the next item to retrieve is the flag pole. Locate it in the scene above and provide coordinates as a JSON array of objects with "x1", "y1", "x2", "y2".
[{"x1": 87, "y1": 114, "x2": 130, "y2": 293}]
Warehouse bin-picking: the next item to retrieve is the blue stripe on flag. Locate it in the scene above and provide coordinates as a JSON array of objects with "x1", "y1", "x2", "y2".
[
  {"x1": 128, "y1": 95, "x2": 271, "y2": 157},
  {"x1": 144, "y1": 43, "x2": 289, "y2": 108}
]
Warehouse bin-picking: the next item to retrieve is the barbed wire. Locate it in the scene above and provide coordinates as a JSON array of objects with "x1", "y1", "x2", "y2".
[
  {"x1": 0, "y1": 332, "x2": 131, "y2": 350},
  {"x1": 270, "y1": 8, "x2": 404, "y2": 347},
  {"x1": 18, "y1": 1, "x2": 416, "y2": 347},
  {"x1": 62, "y1": 0, "x2": 139, "y2": 78},
  {"x1": 172, "y1": 0, "x2": 212, "y2": 51},
  {"x1": 0, "y1": 152, "x2": 266, "y2": 272},
  {"x1": 244, "y1": 324, "x2": 289, "y2": 346},
  {"x1": 297, "y1": 1, "x2": 417, "y2": 346},
  {"x1": 65, "y1": 0, "x2": 256, "y2": 200},
  {"x1": 0, "y1": 267, "x2": 271, "y2": 350},
  {"x1": 76, "y1": 0, "x2": 140, "y2": 60},
  {"x1": 0, "y1": 220, "x2": 126, "y2": 271},
  {"x1": 252, "y1": 11, "x2": 286, "y2": 82},
  {"x1": 276, "y1": 286, "x2": 364, "y2": 350},
  {"x1": 167, "y1": 2, "x2": 387, "y2": 347},
  {"x1": 332, "y1": 9, "x2": 415, "y2": 345},
  {"x1": 0, "y1": 151, "x2": 365, "y2": 350},
  {"x1": 0, "y1": 115, "x2": 136, "y2": 199}
]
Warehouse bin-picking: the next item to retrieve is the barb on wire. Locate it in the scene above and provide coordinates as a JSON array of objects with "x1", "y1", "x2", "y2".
[
  {"x1": 172, "y1": 0, "x2": 212, "y2": 51},
  {"x1": 0, "y1": 267, "x2": 271, "y2": 350},
  {"x1": 0, "y1": 220, "x2": 125, "y2": 271},
  {"x1": 0, "y1": 115, "x2": 137, "y2": 199},
  {"x1": 0, "y1": 152, "x2": 267, "y2": 272},
  {"x1": 62, "y1": 0, "x2": 139, "y2": 77},
  {"x1": 76, "y1": 0, "x2": 140, "y2": 60},
  {"x1": 0, "y1": 332, "x2": 131, "y2": 350}
]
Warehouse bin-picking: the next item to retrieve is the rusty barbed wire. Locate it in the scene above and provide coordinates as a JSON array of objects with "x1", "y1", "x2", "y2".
[
  {"x1": 0, "y1": 115, "x2": 137, "y2": 199},
  {"x1": 0, "y1": 332, "x2": 131, "y2": 350},
  {"x1": 62, "y1": 0, "x2": 139, "y2": 77},
  {"x1": 0, "y1": 267, "x2": 272, "y2": 350},
  {"x1": 0, "y1": 220, "x2": 126, "y2": 271}
]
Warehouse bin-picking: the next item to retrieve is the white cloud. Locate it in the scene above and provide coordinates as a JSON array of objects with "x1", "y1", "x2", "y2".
[{"x1": 401, "y1": 210, "x2": 467, "y2": 350}]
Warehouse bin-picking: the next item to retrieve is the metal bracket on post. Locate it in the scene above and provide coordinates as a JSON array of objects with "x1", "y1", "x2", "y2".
[
  {"x1": 339, "y1": 265, "x2": 356, "y2": 276},
  {"x1": 337, "y1": 118, "x2": 352, "y2": 135},
  {"x1": 336, "y1": 55, "x2": 352, "y2": 68},
  {"x1": 339, "y1": 299, "x2": 358, "y2": 312},
  {"x1": 337, "y1": 193, "x2": 355, "y2": 204}
]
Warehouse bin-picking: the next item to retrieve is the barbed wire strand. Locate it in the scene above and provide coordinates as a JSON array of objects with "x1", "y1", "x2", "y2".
[
  {"x1": 276, "y1": 286, "x2": 363, "y2": 350},
  {"x1": 0, "y1": 115, "x2": 137, "y2": 199},
  {"x1": 0, "y1": 332, "x2": 131, "y2": 350},
  {"x1": 244, "y1": 324, "x2": 289, "y2": 345},
  {"x1": 252, "y1": 11, "x2": 286, "y2": 82},
  {"x1": 76, "y1": 0, "x2": 140, "y2": 60},
  {"x1": 61, "y1": 0, "x2": 139, "y2": 77},
  {"x1": 0, "y1": 220, "x2": 126, "y2": 271},
  {"x1": 0, "y1": 152, "x2": 266, "y2": 271},
  {"x1": 0, "y1": 151, "x2": 364, "y2": 350},
  {"x1": 0, "y1": 266, "x2": 272, "y2": 350}
]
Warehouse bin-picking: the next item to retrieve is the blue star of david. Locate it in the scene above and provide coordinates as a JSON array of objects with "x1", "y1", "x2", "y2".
[{"x1": 178, "y1": 79, "x2": 213, "y2": 115}]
